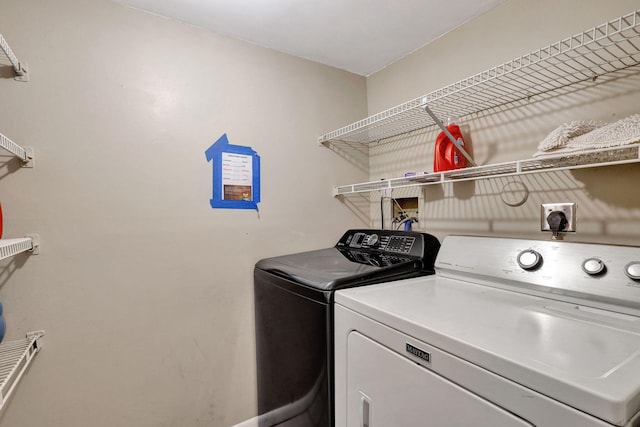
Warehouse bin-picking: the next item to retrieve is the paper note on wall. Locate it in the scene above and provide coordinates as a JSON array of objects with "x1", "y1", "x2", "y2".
[
  {"x1": 205, "y1": 134, "x2": 261, "y2": 210},
  {"x1": 222, "y1": 152, "x2": 253, "y2": 201}
]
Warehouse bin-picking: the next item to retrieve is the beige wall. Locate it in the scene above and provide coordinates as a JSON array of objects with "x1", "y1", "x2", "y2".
[
  {"x1": 0, "y1": 0, "x2": 367, "y2": 425},
  {"x1": 1, "y1": 0, "x2": 639, "y2": 425},
  {"x1": 366, "y1": 0, "x2": 640, "y2": 245}
]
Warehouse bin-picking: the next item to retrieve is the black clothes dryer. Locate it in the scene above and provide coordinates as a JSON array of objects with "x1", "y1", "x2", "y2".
[{"x1": 253, "y1": 229, "x2": 440, "y2": 426}]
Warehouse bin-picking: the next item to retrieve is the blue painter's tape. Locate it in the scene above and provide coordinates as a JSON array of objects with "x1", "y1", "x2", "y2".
[{"x1": 205, "y1": 133, "x2": 261, "y2": 210}]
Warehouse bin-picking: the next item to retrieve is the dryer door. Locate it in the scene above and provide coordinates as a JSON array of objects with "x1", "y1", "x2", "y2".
[{"x1": 347, "y1": 331, "x2": 533, "y2": 427}]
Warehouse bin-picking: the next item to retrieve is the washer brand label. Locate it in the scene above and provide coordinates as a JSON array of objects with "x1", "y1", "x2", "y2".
[{"x1": 406, "y1": 343, "x2": 431, "y2": 363}]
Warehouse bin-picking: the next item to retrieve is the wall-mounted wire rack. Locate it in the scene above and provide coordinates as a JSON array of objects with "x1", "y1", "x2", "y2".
[
  {"x1": 319, "y1": 9, "x2": 640, "y2": 146},
  {"x1": 0, "y1": 35, "x2": 33, "y2": 165},
  {"x1": 0, "y1": 331, "x2": 44, "y2": 411},
  {"x1": 0, "y1": 34, "x2": 27, "y2": 82},
  {"x1": 334, "y1": 144, "x2": 640, "y2": 195},
  {"x1": 0, "y1": 236, "x2": 40, "y2": 259},
  {"x1": 0, "y1": 30, "x2": 42, "y2": 414},
  {"x1": 0, "y1": 132, "x2": 34, "y2": 167}
]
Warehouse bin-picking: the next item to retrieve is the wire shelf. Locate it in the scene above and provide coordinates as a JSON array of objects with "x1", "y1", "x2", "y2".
[
  {"x1": 334, "y1": 145, "x2": 640, "y2": 195},
  {"x1": 0, "y1": 237, "x2": 38, "y2": 260},
  {"x1": 0, "y1": 132, "x2": 32, "y2": 165},
  {"x1": 0, "y1": 32, "x2": 40, "y2": 414},
  {"x1": 319, "y1": 9, "x2": 640, "y2": 145},
  {"x1": 0, "y1": 34, "x2": 26, "y2": 78},
  {"x1": 0, "y1": 331, "x2": 44, "y2": 410},
  {"x1": 0, "y1": 35, "x2": 32, "y2": 164}
]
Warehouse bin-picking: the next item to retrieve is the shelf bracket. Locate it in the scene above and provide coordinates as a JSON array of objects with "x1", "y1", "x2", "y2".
[
  {"x1": 22, "y1": 146, "x2": 34, "y2": 168},
  {"x1": 13, "y1": 63, "x2": 28, "y2": 82},
  {"x1": 26, "y1": 234, "x2": 40, "y2": 255},
  {"x1": 422, "y1": 102, "x2": 476, "y2": 167},
  {"x1": 26, "y1": 330, "x2": 45, "y2": 345}
]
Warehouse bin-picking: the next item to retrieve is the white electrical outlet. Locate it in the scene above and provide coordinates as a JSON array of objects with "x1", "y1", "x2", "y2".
[{"x1": 541, "y1": 203, "x2": 576, "y2": 232}]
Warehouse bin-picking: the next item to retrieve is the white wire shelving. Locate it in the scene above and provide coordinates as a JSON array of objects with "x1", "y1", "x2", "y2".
[
  {"x1": 0, "y1": 331, "x2": 44, "y2": 411},
  {"x1": 0, "y1": 34, "x2": 33, "y2": 165},
  {"x1": 0, "y1": 132, "x2": 33, "y2": 167},
  {"x1": 334, "y1": 145, "x2": 640, "y2": 196},
  {"x1": 0, "y1": 32, "x2": 42, "y2": 412},
  {"x1": 319, "y1": 9, "x2": 640, "y2": 146},
  {"x1": 0, "y1": 236, "x2": 40, "y2": 259},
  {"x1": 0, "y1": 34, "x2": 27, "y2": 82},
  {"x1": 0, "y1": 238, "x2": 41, "y2": 411},
  {"x1": 322, "y1": 9, "x2": 640, "y2": 196}
]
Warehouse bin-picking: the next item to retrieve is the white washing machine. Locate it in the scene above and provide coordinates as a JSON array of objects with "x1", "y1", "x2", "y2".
[{"x1": 334, "y1": 235, "x2": 640, "y2": 427}]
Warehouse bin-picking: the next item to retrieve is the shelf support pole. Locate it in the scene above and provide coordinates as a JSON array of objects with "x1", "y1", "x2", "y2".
[{"x1": 423, "y1": 104, "x2": 476, "y2": 167}]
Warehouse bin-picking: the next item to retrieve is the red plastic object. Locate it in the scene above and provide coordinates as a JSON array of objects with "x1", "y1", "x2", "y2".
[
  {"x1": 433, "y1": 124, "x2": 467, "y2": 172},
  {"x1": 0, "y1": 203, "x2": 3, "y2": 239}
]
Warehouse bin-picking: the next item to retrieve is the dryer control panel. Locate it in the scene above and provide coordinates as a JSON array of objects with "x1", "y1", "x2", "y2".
[
  {"x1": 336, "y1": 229, "x2": 440, "y2": 260},
  {"x1": 436, "y1": 235, "x2": 640, "y2": 315}
]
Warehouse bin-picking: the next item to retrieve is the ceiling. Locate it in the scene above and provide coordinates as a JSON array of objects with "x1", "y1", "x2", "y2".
[{"x1": 112, "y1": 0, "x2": 504, "y2": 76}]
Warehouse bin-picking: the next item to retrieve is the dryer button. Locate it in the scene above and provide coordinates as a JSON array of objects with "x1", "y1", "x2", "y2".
[
  {"x1": 517, "y1": 250, "x2": 542, "y2": 271},
  {"x1": 625, "y1": 262, "x2": 640, "y2": 280},
  {"x1": 582, "y1": 258, "x2": 606, "y2": 276}
]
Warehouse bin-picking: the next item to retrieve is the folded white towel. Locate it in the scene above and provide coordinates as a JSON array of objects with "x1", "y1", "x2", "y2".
[
  {"x1": 570, "y1": 114, "x2": 640, "y2": 147},
  {"x1": 534, "y1": 115, "x2": 640, "y2": 157},
  {"x1": 536, "y1": 120, "x2": 604, "y2": 152}
]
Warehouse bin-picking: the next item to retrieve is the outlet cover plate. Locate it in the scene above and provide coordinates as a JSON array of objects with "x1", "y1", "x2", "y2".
[{"x1": 541, "y1": 203, "x2": 576, "y2": 232}]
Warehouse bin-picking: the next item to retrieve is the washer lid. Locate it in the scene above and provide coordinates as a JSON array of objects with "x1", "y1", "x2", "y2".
[
  {"x1": 255, "y1": 247, "x2": 422, "y2": 290},
  {"x1": 335, "y1": 276, "x2": 640, "y2": 426}
]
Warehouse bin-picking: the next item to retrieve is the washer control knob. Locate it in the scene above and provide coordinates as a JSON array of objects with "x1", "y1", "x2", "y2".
[
  {"x1": 517, "y1": 249, "x2": 542, "y2": 270},
  {"x1": 582, "y1": 258, "x2": 606, "y2": 275},
  {"x1": 625, "y1": 262, "x2": 640, "y2": 280},
  {"x1": 366, "y1": 234, "x2": 379, "y2": 247}
]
